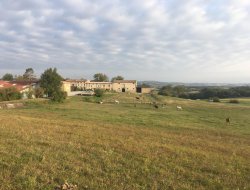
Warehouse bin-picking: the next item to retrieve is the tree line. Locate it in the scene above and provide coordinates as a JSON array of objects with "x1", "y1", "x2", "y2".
[
  {"x1": 158, "y1": 85, "x2": 250, "y2": 99},
  {"x1": 2, "y1": 71, "x2": 124, "y2": 83}
]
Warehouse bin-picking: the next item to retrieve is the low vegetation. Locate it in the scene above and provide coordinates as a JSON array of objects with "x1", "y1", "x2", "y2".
[
  {"x1": 229, "y1": 99, "x2": 240, "y2": 104},
  {"x1": 0, "y1": 93, "x2": 249, "y2": 189},
  {"x1": 159, "y1": 85, "x2": 250, "y2": 100},
  {"x1": 94, "y1": 88, "x2": 105, "y2": 97},
  {"x1": 0, "y1": 87, "x2": 22, "y2": 101},
  {"x1": 212, "y1": 97, "x2": 220, "y2": 102}
]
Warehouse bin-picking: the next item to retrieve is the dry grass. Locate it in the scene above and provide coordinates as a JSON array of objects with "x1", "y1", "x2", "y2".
[{"x1": 0, "y1": 95, "x2": 249, "y2": 189}]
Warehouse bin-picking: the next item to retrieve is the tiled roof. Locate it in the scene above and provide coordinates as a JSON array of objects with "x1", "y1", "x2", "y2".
[
  {"x1": 0, "y1": 81, "x2": 13, "y2": 88},
  {"x1": 0, "y1": 80, "x2": 33, "y2": 92},
  {"x1": 64, "y1": 79, "x2": 137, "y2": 83},
  {"x1": 65, "y1": 79, "x2": 87, "y2": 82},
  {"x1": 88, "y1": 81, "x2": 112, "y2": 84},
  {"x1": 113, "y1": 80, "x2": 137, "y2": 83}
]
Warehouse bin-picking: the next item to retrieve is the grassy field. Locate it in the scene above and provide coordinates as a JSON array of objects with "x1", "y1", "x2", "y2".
[{"x1": 0, "y1": 93, "x2": 249, "y2": 189}]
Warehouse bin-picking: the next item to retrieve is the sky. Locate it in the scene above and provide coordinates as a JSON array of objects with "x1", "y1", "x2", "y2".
[{"x1": 0, "y1": 0, "x2": 250, "y2": 83}]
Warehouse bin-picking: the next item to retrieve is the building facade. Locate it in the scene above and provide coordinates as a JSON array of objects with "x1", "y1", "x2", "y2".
[
  {"x1": 112, "y1": 80, "x2": 137, "y2": 93},
  {"x1": 62, "y1": 79, "x2": 137, "y2": 95}
]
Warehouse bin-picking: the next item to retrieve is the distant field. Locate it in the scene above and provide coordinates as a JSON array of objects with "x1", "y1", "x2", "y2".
[{"x1": 0, "y1": 93, "x2": 249, "y2": 189}]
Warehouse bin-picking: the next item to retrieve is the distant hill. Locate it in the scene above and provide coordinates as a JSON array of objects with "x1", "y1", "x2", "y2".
[{"x1": 138, "y1": 81, "x2": 250, "y2": 88}]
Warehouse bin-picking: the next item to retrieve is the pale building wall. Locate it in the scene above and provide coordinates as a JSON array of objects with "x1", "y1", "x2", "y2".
[
  {"x1": 112, "y1": 81, "x2": 137, "y2": 93},
  {"x1": 61, "y1": 81, "x2": 71, "y2": 95},
  {"x1": 62, "y1": 80, "x2": 137, "y2": 95},
  {"x1": 141, "y1": 88, "x2": 154, "y2": 94},
  {"x1": 85, "y1": 82, "x2": 112, "y2": 90}
]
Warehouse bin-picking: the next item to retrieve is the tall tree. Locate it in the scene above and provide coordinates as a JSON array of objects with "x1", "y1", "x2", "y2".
[
  {"x1": 111, "y1": 75, "x2": 124, "y2": 82},
  {"x1": 23, "y1": 68, "x2": 35, "y2": 80},
  {"x1": 93, "y1": 73, "x2": 109, "y2": 82},
  {"x1": 14, "y1": 75, "x2": 24, "y2": 81},
  {"x1": 2, "y1": 73, "x2": 13, "y2": 81},
  {"x1": 40, "y1": 68, "x2": 64, "y2": 101}
]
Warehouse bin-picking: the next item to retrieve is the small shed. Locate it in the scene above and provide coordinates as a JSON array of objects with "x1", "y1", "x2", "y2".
[{"x1": 136, "y1": 87, "x2": 154, "y2": 94}]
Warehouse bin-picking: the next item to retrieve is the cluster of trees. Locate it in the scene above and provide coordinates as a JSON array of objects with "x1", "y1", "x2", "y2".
[
  {"x1": 187, "y1": 87, "x2": 250, "y2": 99},
  {"x1": 1, "y1": 68, "x2": 36, "y2": 81},
  {"x1": 1, "y1": 68, "x2": 66, "y2": 102},
  {"x1": 92, "y1": 73, "x2": 124, "y2": 82},
  {"x1": 159, "y1": 85, "x2": 250, "y2": 100},
  {"x1": 2, "y1": 71, "x2": 125, "y2": 83},
  {"x1": 158, "y1": 85, "x2": 187, "y2": 97}
]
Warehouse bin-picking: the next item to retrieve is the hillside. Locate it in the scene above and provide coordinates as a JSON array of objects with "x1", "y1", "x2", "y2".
[
  {"x1": 138, "y1": 81, "x2": 250, "y2": 88},
  {"x1": 0, "y1": 93, "x2": 249, "y2": 189}
]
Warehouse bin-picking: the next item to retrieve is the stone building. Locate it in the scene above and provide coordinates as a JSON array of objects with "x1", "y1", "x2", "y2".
[
  {"x1": 112, "y1": 80, "x2": 137, "y2": 93},
  {"x1": 62, "y1": 79, "x2": 137, "y2": 95}
]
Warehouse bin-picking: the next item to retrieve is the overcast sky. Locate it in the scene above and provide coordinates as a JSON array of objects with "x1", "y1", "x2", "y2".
[{"x1": 0, "y1": 0, "x2": 250, "y2": 83}]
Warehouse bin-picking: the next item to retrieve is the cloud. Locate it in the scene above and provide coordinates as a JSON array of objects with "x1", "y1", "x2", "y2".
[{"x1": 0, "y1": 0, "x2": 250, "y2": 82}]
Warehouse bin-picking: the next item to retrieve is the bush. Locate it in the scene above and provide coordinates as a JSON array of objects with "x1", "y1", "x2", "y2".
[
  {"x1": 82, "y1": 97, "x2": 92, "y2": 102},
  {"x1": 94, "y1": 89, "x2": 105, "y2": 97},
  {"x1": 212, "y1": 97, "x2": 220, "y2": 102},
  {"x1": 229, "y1": 99, "x2": 240, "y2": 104},
  {"x1": 35, "y1": 87, "x2": 44, "y2": 98},
  {"x1": 27, "y1": 89, "x2": 34, "y2": 99},
  {"x1": 0, "y1": 87, "x2": 22, "y2": 101},
  {"x1": 51, "y1": 90, "x2": 67, "y2": 102}
]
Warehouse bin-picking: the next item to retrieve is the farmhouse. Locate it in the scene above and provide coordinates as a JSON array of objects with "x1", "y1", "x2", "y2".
[
  {"x1": 112, "y1": 80, "x2": 137, "y2": 93},
  {"x1": 62, "y1": 79, "x2": 137, "y2": 95},
  {"x1": 0, "y1": 80, "x2": 38, "y2": 98}
]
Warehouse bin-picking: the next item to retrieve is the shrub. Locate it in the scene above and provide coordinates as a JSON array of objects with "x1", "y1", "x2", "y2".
[
  {"x1": 83, "y1": 97, "x2": 91, "y2": 102},
  {"x1": 94, "y1": 89, "x2": 105, "y2": 97},
  {"x1": 27, "y1": 89, "x2": 34, "y2": 99},
  {"x1": 212, "y1": 97, "x2": 220, "y2": 102},
  {"x1": 229, "y1": 99, "x2": 240, "y2": 104},
  {"x1": 34, "y1": 87, "x2": 44, "y2": 98},
  {"x1": 51, "y1": 90, "x2": 67, "y2": 102},
  {"x1": 0, "y1": 87, "x2": 22, "y2": 101}
]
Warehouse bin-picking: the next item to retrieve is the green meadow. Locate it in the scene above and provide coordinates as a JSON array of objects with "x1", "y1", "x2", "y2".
[{"x1": 0, "y1": 93, "x2": 249, "y2": 189}]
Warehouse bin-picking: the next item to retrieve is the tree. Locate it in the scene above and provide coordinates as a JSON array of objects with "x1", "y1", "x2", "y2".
[
  {"x1": 40, "y1": 68, "x2": 65, "y2": 102},
  {"x1": 158, "y1": 85, "x2": 173, "y2": 96},
  {"x1": 23, "y1": 68, "x2": 35, "y2": 80},
  {"x1": 111, "y1": 75, "x2": 124, "y2": 82},
  {"x1": 172, "y1": 85, "x2": 187, "y2": 97},
  {"x1": 93, "y1": 73, "x2": 109, "y2": 82},
  {"x1": 2, "y1": 73, "x2": 13, "y2": 81},
  {"x1": 14, "y1": 75, "x2": 24, "y2": 81}
]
